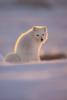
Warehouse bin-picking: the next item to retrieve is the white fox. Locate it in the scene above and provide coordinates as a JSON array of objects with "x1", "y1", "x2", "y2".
[{"x1": 4, "y1": 26, "x2": 48, "y2": 63}]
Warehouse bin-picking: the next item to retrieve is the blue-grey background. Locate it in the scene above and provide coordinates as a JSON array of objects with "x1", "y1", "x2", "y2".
[{"x1": 0, "y1": 0, "x2": 67, "y2": 56}]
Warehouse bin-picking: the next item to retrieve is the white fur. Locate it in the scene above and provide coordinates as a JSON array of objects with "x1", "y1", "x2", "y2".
[{"x1": 4, "y1": 26, "x2": 48, "y2": 63}]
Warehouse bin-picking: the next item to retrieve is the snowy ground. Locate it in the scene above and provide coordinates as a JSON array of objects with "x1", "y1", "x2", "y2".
[{"x1": 0, "y1": 60, "x2": 67, "y2": 100}]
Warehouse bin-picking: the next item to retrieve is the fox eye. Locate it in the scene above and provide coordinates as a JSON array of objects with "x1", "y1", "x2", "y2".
[
  {"x1": 42, "y1": 34, "x2": 44, "y2": 36},
  {"x1": 36, "y1": 34, "x2": 39, "y2": 36}
]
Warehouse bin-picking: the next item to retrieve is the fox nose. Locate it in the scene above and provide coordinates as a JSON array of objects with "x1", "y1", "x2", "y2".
[{"x1": 41, "y1": 38, "x2": 43, "y2": 41}]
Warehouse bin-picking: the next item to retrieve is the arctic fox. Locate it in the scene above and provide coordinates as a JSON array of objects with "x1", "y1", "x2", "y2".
[{"x1": 4, "y1": 26, "x2": 48, "y2": 63}]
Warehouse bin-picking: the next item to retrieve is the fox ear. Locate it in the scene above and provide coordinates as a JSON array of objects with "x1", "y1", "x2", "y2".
[
  {"x1": 44, "y1": 26, "x2": 47, "y2": 32},
  {"x1": 33, "y1": 26, "x2": 38, "y2": 31}
]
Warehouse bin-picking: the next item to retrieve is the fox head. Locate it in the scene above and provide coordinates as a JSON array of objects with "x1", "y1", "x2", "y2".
[{"x1": 33, "y1": 26, "x2": 48, "y2": 43}]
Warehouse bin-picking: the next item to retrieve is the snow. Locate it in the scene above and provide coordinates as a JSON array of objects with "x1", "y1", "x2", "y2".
[{"x1": 0, "y1": 60, "x2": 67, "y2": 100}]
